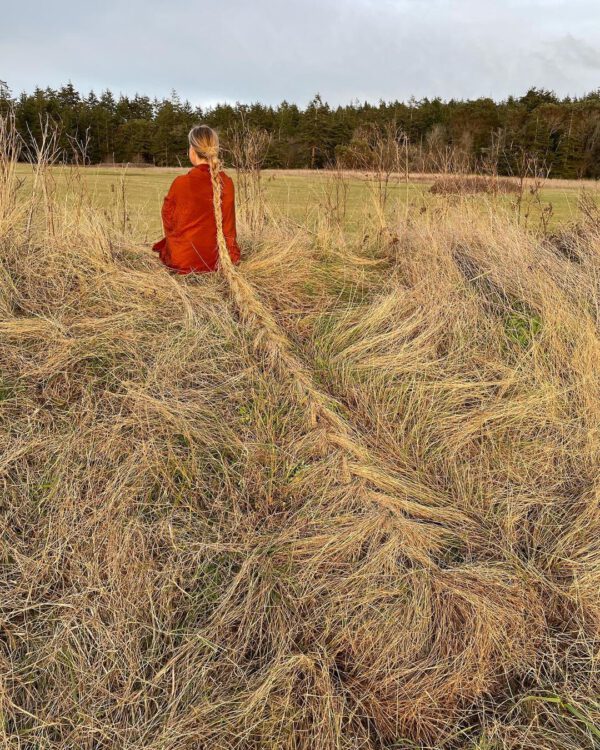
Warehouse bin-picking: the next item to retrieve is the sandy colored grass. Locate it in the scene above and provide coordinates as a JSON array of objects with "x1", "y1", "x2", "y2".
[{"x1": 1, "y1": 145, "x2": 599, "y2": 749}]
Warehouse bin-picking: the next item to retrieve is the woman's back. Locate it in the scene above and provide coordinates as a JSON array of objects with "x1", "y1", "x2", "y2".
[{"x1": 153, "y1": 162, "x2": 240, "y2": 274}]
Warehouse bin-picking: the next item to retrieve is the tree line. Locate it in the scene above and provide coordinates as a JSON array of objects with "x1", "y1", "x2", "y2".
[{"x1": 1, "y1": 81, "x2": 599, "y2": 178}]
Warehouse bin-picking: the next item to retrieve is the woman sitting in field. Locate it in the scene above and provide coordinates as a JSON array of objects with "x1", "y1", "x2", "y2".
[{"x1": 152, "y1": 125, "x2": 240, "y2": 274}]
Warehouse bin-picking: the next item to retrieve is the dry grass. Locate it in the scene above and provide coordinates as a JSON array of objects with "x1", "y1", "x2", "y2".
[{"x1": 1, "y1": 119, "x2": 599, "y2": 749}]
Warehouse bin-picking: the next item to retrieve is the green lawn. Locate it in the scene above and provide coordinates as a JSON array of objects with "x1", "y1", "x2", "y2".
[{"x1": 15, "y1": 165, "x2": 597, "y2": 241}]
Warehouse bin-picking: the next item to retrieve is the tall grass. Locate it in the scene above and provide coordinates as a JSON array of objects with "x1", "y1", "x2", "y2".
[{"x1": 0, "y1": 116, "x2": 598, "y2": 749}]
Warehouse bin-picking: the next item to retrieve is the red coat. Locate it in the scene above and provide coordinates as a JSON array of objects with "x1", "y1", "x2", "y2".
[{"x1": 152, "y1": 164, "x2": 241, "y2": 274}]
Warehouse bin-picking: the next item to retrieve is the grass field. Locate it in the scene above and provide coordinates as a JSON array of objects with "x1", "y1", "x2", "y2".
[
  {"x1": 2, "y1": 146, "x2": 600, "y2": 749},
  {"x1": 13, "y1": 164, "x2": 599, "y2": 240}
]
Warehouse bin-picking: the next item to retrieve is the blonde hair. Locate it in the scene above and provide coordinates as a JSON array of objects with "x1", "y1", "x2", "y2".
[{"x1": 188, "y1": 124, "x2": 219, "y2": 165}]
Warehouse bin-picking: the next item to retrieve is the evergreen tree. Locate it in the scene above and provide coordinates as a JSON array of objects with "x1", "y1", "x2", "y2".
[{"x1": 3, "y1": 82, "x2": 599, "y2": 176}]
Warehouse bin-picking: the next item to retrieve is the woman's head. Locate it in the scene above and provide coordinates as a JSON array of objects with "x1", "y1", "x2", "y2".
[{"x1": 188, "y1": 124, "x2": 219, "y2": 167}]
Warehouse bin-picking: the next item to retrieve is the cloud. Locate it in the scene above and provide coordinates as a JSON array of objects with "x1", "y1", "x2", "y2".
[
  {"x1": 0, "y1": 0, "x2": 599, "y2": 105},
  {"x1": 548, "y1": 33, "x2": 600, "y2": 70}
]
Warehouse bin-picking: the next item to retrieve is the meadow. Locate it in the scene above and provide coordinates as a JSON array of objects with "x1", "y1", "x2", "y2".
[
  {"x1": 2, "y1": 134, "x2": 600, "y2": 750},
  {"x1": 13, "y1": 163, "x2": 598, "y2": 240}
]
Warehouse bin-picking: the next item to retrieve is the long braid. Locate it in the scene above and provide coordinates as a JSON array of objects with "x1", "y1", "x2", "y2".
[
  {"x1": 208, "y1": 150, "x2": 353, "y2": 430},
  {"x1": 207, "y1": 150, "x2": 231, "y2": 275},
  {"x1": 199, "y1": 130, "x2": 472, "y2": 552}
]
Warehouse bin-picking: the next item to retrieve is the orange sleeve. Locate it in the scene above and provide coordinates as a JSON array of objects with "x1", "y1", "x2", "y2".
[{"x1": 161, "y1": 177, "x2": 181, "y2": 235}]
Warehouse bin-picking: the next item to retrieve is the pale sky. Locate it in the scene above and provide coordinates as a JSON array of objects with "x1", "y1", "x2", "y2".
[{"x1": 1, "y1": 0, "x2": 599, "y2": 106}]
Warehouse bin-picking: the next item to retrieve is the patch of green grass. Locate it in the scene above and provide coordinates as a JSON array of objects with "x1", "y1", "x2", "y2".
[
  {"x1": 505, "y1": 308, "x2": 542, "y2": 348},
  {"x1": 520, "y1": 693, "x2": 600, "y2": 742},
  {"x1": 0, "y1": 374, "x2": 16, "y2": 401},
  {"x1": 284, "y1": 460, "x2": 309, "y2": 482},
  {"x1": 237, "y1": 404, "x2": 253, "y2": 426}
]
